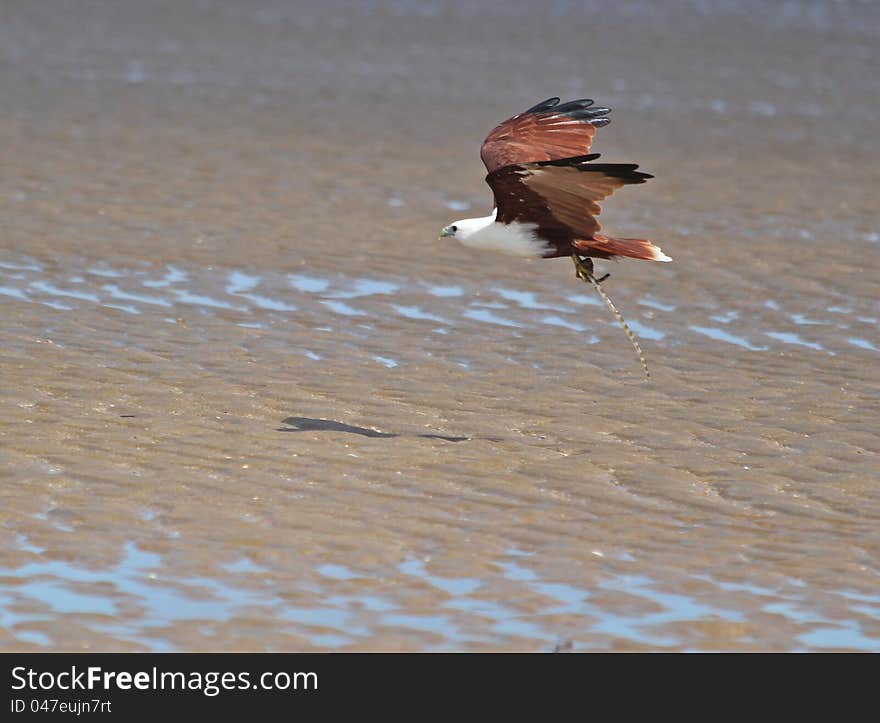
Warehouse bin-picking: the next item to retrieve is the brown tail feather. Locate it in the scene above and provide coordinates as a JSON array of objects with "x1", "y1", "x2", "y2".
[{"x1": 573, "y1": 234, "x2": 672, "y2": 262}]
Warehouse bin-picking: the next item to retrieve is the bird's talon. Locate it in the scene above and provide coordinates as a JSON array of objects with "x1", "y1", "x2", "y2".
[
  {"x1": 571, "y1": 254, "x2": 594, "y2": 282},
  {"x1": 571, "y1": 255, "x2": 609, "y2": 284}
]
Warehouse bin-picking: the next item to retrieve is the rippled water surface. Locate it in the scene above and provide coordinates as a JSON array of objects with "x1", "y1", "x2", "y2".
[{"x1": 1, "y1": 0, "x2": 878, "y2": 651}]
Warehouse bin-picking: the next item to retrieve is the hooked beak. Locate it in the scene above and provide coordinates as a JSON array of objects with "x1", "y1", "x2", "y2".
[{"x1": 439, "y1": 226, "x2": 453, "y2": 238}]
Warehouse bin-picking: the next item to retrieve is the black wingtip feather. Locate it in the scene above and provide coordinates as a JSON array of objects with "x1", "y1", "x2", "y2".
[
  {"x1": 533, "y1": 97, "x2": 613, "y2": 127},
  {"x1": 584, "y1": 163, "x2": 653, "y2": 183},
  {"x1": 568, "y1": 109, "x2": 611, "y2": 122},
  {"x1": 553, "y1": 98, "x2": 595, "y2": 113},
  {"x1": 534, "y1": 155, "x2": 653, "y2": 183},
  {"x1": 525, "y1": 97, "x2": 561, "y2": 114},
  {"x1": 534, "y1": 153, "x2": 602, "y2": 167},
  {"x1": 524, "y1": 97, "x2": 612, "y2": 120}
]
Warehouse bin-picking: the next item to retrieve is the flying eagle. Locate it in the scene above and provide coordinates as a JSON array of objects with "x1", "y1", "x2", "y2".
[{"x1": 440, "y1": 97, "x2": 671, "y2": 376}]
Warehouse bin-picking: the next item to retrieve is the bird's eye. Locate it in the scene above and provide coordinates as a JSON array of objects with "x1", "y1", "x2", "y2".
[{"x1": 450, "y1": 225, "x2": 458, "y2": 232}]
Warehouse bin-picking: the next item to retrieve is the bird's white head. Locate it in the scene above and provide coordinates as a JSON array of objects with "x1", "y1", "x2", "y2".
[{"x1": 439, "y1": 211, "x2": 497, "y2": 243}]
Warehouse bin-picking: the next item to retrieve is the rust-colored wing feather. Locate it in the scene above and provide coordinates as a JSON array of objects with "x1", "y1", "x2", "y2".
[
  {"x1": 480, "y1": 97, "x2": 611, "y2": 174},
  {"x1": 523, "y1": 157, "x2": 649, "y2": 237},
  {"x1": 486, "y1": 156, "x2": 668, "y2": 261}
]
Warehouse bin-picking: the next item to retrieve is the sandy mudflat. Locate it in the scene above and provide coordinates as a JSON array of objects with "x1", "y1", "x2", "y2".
[{"x1": 1, "y1": 0, "x2": 878, "y2": 651}]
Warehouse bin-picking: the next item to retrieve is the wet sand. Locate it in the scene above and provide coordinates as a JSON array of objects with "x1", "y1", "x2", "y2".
[{"x1": 1, "y1": 0, "x2": 878, "y2": 651}]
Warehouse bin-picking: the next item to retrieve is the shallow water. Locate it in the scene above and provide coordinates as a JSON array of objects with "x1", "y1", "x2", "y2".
[{"x1": 1, "y1": 0, "x2": 878, "y2": 651}]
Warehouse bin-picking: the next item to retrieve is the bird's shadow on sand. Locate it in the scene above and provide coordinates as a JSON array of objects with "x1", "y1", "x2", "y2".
[{"x1": 277, "y1": 416, "x2": 470, "y2": 442}]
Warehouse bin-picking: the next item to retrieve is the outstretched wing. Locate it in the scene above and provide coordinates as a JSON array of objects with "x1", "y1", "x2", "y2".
[
  {"x1": 480, "y1": 97, "x2": 611, "y2": 174},
  {"x1": 485, "y1": 156, "x2": 663, "y2": 260}
]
